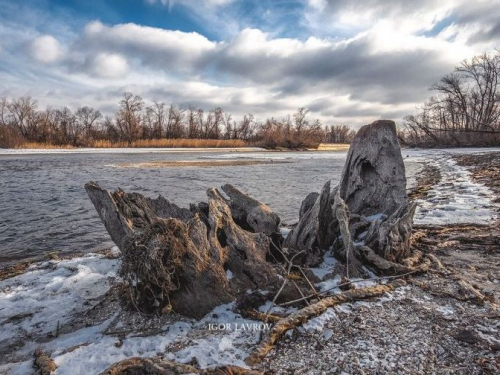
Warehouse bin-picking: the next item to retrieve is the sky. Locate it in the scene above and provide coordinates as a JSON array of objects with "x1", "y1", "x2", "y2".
[{"x1": 0, "y1": 0, "x2": 500, "y2": 127}]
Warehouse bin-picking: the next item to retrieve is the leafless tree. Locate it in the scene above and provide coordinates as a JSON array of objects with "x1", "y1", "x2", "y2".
[
  {"x1": 116, "y1": 92, "x2": 144, "y2": 144},
  {"x1": 403, "y1": 50, "x2": 500, "y2": 146},
  {"x1": 76, "y1": 106, "x2": 102, "y2": 140}
]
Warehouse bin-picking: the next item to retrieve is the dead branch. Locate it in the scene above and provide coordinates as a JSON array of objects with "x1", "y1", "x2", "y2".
[{"x1": 245, "y1": 279, "x2": 407, "y2": 365}]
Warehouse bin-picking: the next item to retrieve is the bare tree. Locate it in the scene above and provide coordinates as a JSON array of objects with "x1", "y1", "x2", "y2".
[
  {"x1": 76, "y1": 106, "x2": 102, "y2": 141},
  {"x1": 186, "y1": 106, "x2": 199, "y2": 139},
  {"x1": 324, "y1": 125, "x2": 356, "y2": 143},
  {"x1": 293, "y1": 108, "x2": 309, "y2": 134},
  {"x1": 116, "y1": 92, "x2": 144, "y2": 144},
  {"x1": 7, "y1": 97, "x2": 38, "y2": 139},
  {"x1": 403, "y1": 50, "x2": 500, "y2": 146}
]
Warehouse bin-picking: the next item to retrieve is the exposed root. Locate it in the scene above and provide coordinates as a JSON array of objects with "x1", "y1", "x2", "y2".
[
  {"x1": 357, "y1": 245, "x2": 430, "y2": 274},
  {"x1": 120, "y1": 218, "x2": 210, "y2": 313},
  {"x1": 245, "y1": 279, "x2": 407, "y2": 366}
]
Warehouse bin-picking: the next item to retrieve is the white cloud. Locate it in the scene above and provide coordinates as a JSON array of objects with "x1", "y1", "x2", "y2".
[
  {"x1": 90, "y1": 53, "x2": 129, "y2": 78},
  {"x1": 29, "y1": 35, "x2": 64, "y2": 63},
  {"x1": 2, "y1": 0, "x2": 500, "y2": 126},
  {"x1": 80, "y1": 21, "x2": 217, "y2": 72}
]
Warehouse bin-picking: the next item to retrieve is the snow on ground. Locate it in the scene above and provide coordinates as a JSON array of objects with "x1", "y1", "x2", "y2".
[
  {"x1": 309, "y1": 250, "x2": 338, "y2": 280},
  {"x1": 413, "y1": 155, "x2": 499, "y2": 225},
  {"x1": 2, "y1": 148, "x2": 500, "y2": 373},
  {"x1": 0, "y1": 254, "x2": 118, "y2": 340},
  {"x1": 0, "y1": 255, "x2": 266, "y2": 374}
]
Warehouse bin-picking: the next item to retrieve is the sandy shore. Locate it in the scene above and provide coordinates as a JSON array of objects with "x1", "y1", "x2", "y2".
[{"x1": 113, "y1": 159, "x2": 290, "y2": 168}]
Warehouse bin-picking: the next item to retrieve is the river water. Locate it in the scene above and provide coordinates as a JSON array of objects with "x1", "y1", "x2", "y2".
[{"x1": 0, "y1": 147, "x2": 464, "y2": 265}]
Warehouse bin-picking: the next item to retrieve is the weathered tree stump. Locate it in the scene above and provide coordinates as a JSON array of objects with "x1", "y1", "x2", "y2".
[
  {"x1": 285, "y1": 120, "x2": 428, "y2": 275},
  {"x1": 86, "y1": 182, "x2": 284, "y2": 318},
  {"x1": 85, "y1": 120, "x2": 430, "y2": 319}
]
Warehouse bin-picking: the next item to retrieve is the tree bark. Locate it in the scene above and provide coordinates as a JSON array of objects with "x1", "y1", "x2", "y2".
[
  {"x1": 86, "y1": 182, "x2": 285, "y2": 318},
  {"x1": 283, "y1": 120, "x2": 425, "y2": 276}
]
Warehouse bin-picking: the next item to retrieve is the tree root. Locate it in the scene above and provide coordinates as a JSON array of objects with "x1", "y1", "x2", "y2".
[
  {"x1": 242, "y1": 310, "x2": 282, "y2": 323},
  {"x1": 245, "y1": 279, "x2": 407, "y2": 366}
]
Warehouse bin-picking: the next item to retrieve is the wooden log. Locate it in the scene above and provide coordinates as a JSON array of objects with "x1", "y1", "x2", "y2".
[
  {"x1": 221, "y1": 184, "x2": 281, "y2": 236},
  {"x1": 363, "y1": 201, "x2": 417, "y2": 261},
  {"x1": 282, "y1": 120, "x2": 423, "y2": 275},
  {"x1": 245, "y1": 279, "x2": 407, "y2": 366},
  {"x1": 332, "y1": 190, "x2": 362, "y2": 278},
  {"x1": 284, "y1": 181, "x2": 335, "y2": 265}
]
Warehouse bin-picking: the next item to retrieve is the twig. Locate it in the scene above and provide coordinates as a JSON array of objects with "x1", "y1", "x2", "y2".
[{"x1": 278, "y1": 269, "x2": 418, "y2": 307}]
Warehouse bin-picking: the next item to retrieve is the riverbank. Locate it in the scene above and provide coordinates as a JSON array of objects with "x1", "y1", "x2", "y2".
[
  {"x1": 0, "y1": 143, "x2": 350, "y2": 155},
  {"x1": 0, "y1": 151, "x2": 499, "y2": 374},
  {"x1": 258, "y1": 151, "x2": 500, "y2": 374}
]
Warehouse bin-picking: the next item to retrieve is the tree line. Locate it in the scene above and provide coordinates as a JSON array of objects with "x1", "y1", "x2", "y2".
[
  {"x1": 0, "y1": 93, "x2": 355, "y2": 148},
  {"x1": 401, "y1": 50, "x2": 500, "y2": 147}
]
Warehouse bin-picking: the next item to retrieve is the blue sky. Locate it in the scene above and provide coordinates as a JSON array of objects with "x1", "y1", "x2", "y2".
[{"x1": 1, "y1": 0, "x2": 500, "y2": 125}]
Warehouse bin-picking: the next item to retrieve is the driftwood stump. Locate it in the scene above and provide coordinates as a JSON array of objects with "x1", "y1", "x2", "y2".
[
  {"x1": 85, "y1": 119, "x2": 430, "y2": 319},
  {"x1": 285, "y1": 120, "x2": 428, "y2": 275},
  {"x1": 85, "y1": 183, "x2": 284, "y2": 318}
]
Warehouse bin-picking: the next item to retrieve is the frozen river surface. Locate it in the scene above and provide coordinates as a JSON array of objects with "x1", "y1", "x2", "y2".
[{"x1": 0, "y1": 148, "x2": 498, "y2": 265}]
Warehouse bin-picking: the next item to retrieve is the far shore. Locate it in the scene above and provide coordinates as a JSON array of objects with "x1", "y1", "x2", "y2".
[{"x1": 0, "y1": 143, "x2": 350, "y2": 155}]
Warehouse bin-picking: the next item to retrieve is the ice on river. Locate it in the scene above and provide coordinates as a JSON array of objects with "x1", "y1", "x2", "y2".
[{"x1": 413, "y1": 156, "x2": 499, "y2": 225}]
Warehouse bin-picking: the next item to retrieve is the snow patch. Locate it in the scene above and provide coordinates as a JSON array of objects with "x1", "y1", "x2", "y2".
[
  {"x1": 414, "y1": 157, "x2": 499, "y2": 225},
  {"x1": 301, "y1": 308, "x2": 338, "y2": 333}
]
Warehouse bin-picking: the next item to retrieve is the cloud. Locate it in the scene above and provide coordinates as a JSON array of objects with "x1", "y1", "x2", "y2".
[
  {"x1": 146, "y1": 0, "x2": 234, "y2": 7},
  {"x1": 29, "y1": 35, "x2": 64, "y2": 63},
  {"x1": 75, "y1": 21, "x2": 218, "y2": 73},
  {"x1": 2, "y1": 0, "x2": 500, "y2": 127},
  {"x1": 90, "y1": 53, "x2": 129, "y2": 78}
]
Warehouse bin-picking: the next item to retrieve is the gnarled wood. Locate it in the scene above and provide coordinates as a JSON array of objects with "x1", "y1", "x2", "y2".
[
  {"x1": 245, "y1": 279, "x2": 407, "y2": 366},
  {"x1": 339, "y1": 120, "x2": 408, "y2": 217},
  {"x1": 221, "y1": 184, "x2": 281, "y2": 236},
  {"x1": 283, "y1": 120, "x2": 424, "y2": 276},
  {"x1": 86, "y1": 182, "x2": 287, "y2": 318}
]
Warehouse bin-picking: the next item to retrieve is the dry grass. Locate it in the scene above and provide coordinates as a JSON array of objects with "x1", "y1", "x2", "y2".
[
  {"x1": 90, "y1": 138, "x2": 248, "y2": 148},
  {"x1": 315, "y1": 143, "x2": 350, "y2": 151},
  {"x1": 15, "y1": 142, "x2": 75, "y2": 149},
  {"x1": 14, "y1": 140, "x2": 348, "y2": 150},
  {"x1": 15, "y1": 139, "x2": 249, "y2": 149}
]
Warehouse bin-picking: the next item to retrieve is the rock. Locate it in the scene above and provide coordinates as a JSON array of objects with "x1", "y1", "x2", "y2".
[{"x1": 455, "y1": 329, "x2": 480, "y2": 344}]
